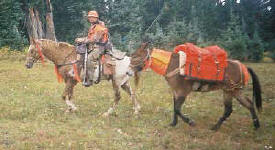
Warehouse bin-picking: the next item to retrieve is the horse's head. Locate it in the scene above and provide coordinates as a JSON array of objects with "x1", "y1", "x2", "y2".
[
  {"x1": 130, "y1": 42, "x2": 150, "y2": 72},
  {"x1": 25, "y1": 41, "x2": 43, "y2": 69},
  {"x1": 130, "y1": 42, "x2": 150, "y2": 87}
]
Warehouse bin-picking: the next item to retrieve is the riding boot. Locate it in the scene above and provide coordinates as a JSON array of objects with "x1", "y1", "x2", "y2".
[
  {"x1": 83, "y1": 80, "x2": 92, "y2": 87},
  {"x1": 83, "y1": 53, "x2": 93, "y2": 87},
  {"x1": 89, "y1": 48, "x2": 102, "y2": 83}
]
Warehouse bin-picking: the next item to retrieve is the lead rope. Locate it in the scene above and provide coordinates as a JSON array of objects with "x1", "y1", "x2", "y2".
[{"x1": 133, "y1": 48, "x2": 151, "y2": 96}]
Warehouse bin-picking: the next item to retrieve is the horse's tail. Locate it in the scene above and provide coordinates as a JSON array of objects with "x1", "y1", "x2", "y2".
[{"x1": 247, "y1": 67, "x2": 262, "y2": 112}]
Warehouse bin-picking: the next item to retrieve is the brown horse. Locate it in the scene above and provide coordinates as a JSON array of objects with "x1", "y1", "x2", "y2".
[
  {"x1": 130, "y1": 43, "x2": 262, "y2": 130},
  {"x1": 25, "y1": 39, "x2": 140, "y2": 115}
]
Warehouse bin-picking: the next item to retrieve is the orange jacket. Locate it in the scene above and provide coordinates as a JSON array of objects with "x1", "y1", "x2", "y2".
[{"x1": 88, "y1": 21, "x2": 108, "y2": 44}]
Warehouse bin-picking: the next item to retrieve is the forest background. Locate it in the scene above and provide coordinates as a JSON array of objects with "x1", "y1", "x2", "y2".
[{"x1": 0, "y1": 0, "x2": 274, "y2": 61}]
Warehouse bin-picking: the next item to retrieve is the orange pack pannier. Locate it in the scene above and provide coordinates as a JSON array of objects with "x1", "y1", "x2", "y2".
[
  {"x1": 148, "y1": 48, "x2": 172, "y2": 75},
  {"x1": 174, "y1": 43, "x2": 228, "y2": 81}
]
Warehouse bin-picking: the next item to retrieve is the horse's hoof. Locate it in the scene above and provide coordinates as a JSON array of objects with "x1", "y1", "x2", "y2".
[
  {"x1": 169, "y1": 122, "x2": 177, "y2": 127},
  {"x1": 254, "y1": 120, "x2": 260, "y2": 130},
  {"x1": 82, "y1": 81, "x2": 92, "y2": 87},
  {"x1": 102, "y1": 112, "x2": 110, "y2": 117},
  {"x1": 65, "y1": 108, "x2": 73, "y2": 113},
  {"x1": 134, "y1": 110, "x2": 140, "y2": 115},
  {"x1": 210, "y1": 125, "x2": 219, "y2": 131},
  {"x1": 189, "y1": 121, "x2": 196, "y2": 127},
  {"x1": 65, "y1": 106, "x2": 77, "y2": 113},
  {"x1": 71, "y1": 107, "x2": 77, "y2": 112}
]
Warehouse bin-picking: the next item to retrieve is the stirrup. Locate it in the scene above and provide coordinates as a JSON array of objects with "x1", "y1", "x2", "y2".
[
  {"x1": 94, "y1": 79, "x2": 100, "y2": 84},
  {"x1": 82, "y1": 80, "x2": 92, "y2": 87},
  {"x1": 68, "y1": 69, "x2": 74, "y2": 77}
]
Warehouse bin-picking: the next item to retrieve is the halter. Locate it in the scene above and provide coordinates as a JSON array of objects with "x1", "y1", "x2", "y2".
[
  {"x1": 54, "y1": 61, "x2": 81, "y2": 83},
  {"x1": 130, "y1": 48, "x2": 151, "y2": 70}
]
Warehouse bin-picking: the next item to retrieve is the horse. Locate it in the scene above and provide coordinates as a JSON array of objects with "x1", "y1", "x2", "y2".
[
  {"x1": 25, "y1": 39, "x2": 140, "y2": 116},
  {"x1": 130, "y1": 43, "x2": 262, "y2": 130}
]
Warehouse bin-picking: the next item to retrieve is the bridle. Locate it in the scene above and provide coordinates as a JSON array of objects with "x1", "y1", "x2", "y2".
[{"x1": 34, "y1": 42, "x2": 45, "y2": 65}]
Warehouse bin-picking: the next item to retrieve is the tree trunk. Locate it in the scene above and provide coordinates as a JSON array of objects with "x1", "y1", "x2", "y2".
[
  {"x1": 27, "y1": 8, "x2": 44, "y2": 44},
  {"x1": 34, "y1": 9, "x2": 45, "y2": 39},
  {"x1": 25, "y1": 9, "x2": 35, "y2": 44},
  {"x1": 45, "y1": 0, "x2": 56, "y2": 41}
]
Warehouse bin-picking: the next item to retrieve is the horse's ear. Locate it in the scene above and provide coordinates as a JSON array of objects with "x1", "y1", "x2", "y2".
[
  {"x1": 35, "y1": 39, "x2": 42, "y2": 45},
  {"x1": 30, "y1": 38, "x2": 36, "y2": 45},
  {"x1": 142, "y1": 35, "x2": 153, "y2": 45}
]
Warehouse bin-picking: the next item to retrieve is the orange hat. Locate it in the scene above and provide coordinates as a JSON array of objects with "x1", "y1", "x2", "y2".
[{"x1": 88, "y1": 11, "x2": 99, "y2": 18}]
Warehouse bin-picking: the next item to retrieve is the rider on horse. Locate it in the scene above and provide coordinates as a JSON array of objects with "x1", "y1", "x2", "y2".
[{"x1": 75, "y1": 10, "x2": 112, "y2": 87}]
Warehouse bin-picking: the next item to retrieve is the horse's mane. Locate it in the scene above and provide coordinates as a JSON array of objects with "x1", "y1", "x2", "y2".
[
  {"x1": 40, "y1": 39, "x2": 75, "y2": 51},
  {"x1": 38, "y1": 39, "x2": 77, "y2": 63}
]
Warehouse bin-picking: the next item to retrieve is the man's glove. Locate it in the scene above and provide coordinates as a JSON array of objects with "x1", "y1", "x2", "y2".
[
  {"x1": 75, "y1": 38, "x2": 83, "y2": 43},
  {"x1": 75, "y1": 37, "x2": 91, "y2": 44}
]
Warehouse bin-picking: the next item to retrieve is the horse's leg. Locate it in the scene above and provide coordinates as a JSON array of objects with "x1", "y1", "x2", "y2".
[
  {"x1": 234, "y1": 90, "x2": 260, "y2": 129},
  {"x1": 103, "y1": 79, "x2": 121, "y2": 117},
  {"x1": 62, "y1": 78, "x2": 77, "y2": 112},
  {"x1": 170, "y1": 95, "x2": 195, "y2": 127},
  {"x1": 121, "y1": 81, "x2": 141, "y2": 115},
  {"x1": 211, "y1": 91, "x2": 233, "y2": 130},
  {"x1": 170, "y1": 95, "x2": 179, "y2": 126}
]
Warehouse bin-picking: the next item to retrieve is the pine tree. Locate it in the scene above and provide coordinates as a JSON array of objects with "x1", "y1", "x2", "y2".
[
  {"x1": 0, "y1": 0, "x2": 26, "y2": 50},
  {"x1": 164, "y1": 17, "x2": 190, "y2": 49},
  {"x1": 247, "y1": 29, "x2": 264, "y2": 61},
  {"x1": 220, "y1": 10, "x2": 248, "y2": 60}
]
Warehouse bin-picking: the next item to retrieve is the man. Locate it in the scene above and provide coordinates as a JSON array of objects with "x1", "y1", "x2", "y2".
[
  {"x1": 75, "y1": 10, "x2": 108, "y2": 46},
  {"x1": 75, "y1": 10, "x2": 112, "y2": 86}
]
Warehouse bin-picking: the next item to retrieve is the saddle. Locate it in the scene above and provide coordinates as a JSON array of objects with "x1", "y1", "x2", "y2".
[
  {"x1": 76, "y1": 43, "x2": 126, "y2": 59},
  {"x1": 107, "y1": 49, "x2": 126, "y2": 60},
  {"x1": 76, "y1": 43, "x2": 126, "y2": 84},
  {"x1": 174, "y1": 43, "x2": 228, "y2": 81},
  {"x1": 76, "y1": 43, "x2": 87, "y2": 54},
  {"x1": 99, "y1": 49, "x2": 126, "y2": 76}
]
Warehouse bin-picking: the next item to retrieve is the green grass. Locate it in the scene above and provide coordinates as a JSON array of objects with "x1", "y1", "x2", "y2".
[{"x1": 0, "y1": 58, "x2": 274, "y2": 150}]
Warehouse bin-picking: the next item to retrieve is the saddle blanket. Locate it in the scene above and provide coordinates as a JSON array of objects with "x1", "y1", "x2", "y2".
[
  {"x1": 174, "y1": 43, "x2": 228, "y2": 81},
  {"x1": 101, "y1": 54, "x2": 116, "y2": 75}
]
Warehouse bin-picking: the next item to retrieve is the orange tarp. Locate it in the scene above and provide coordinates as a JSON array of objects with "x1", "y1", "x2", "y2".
[
  {"x1": 149, "y1": 48, "x2": 172, "y2": 75},
  {"x1": 174, "y1": 43, "x2": 228, "y2": 81}
]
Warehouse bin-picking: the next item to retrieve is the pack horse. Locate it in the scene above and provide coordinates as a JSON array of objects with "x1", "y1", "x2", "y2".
[{"x1": 130, "y1": 42, "x2": 262, "y2": 130}]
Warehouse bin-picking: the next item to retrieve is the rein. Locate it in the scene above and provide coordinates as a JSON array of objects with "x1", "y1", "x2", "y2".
[
  {"x1": 54, "y1": 60, "x2": 81, "y2": 83},
  {"x1": 55, "y1": 60, "x2": 80, "y2": 68}
]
